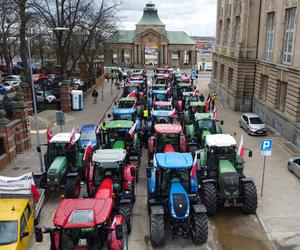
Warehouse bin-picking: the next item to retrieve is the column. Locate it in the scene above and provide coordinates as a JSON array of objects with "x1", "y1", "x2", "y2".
[
  {"x1": 164, "y1": 46, "x2": 168, "y2": 65},
  {"x1": 137, "y1": 45, "x2": 141, "y2": 64},
  {"x1": 134, "y1": 45, "x2": 138, "y2": 65},
  {"x1": 160, "y1": 46, "x2": 164, "y2": 66}
]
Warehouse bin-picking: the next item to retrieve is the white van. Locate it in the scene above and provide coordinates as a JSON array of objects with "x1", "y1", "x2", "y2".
[{"x1": 104, "y1": 67, "x2": 127, "y2": 78}]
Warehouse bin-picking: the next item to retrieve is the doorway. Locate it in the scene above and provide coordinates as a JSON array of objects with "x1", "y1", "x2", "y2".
[{"x1": 144, "y1": 42, "x2": 159, "y2": 67}]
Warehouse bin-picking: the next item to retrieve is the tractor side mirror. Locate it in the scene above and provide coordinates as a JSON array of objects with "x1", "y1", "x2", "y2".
[
  {"x1": 130, "y1": 167, "x2": 135, "y2": 177},
  {"x1": 116, "y1": 224, "x2": 123, "y2": 240},
  {"x1": 220, "y1": 120, "x2": 224, "y2": 125},
  {"x1": 21, "y1": 231, "x2": 29, "y2": 239},
  {"x1": 107, "y1": 114, "x2": 111, "y2": 118},
  {"x1": 146, "y1": 167, "x2": 152, "y2": 178},
  {"x1": 35, "y1": 227, "x2": 43, "y2": 242},
  {"x1": 248, "y1": 151, "x2": 253, "y2": 158},
  {"x1": 118, "y1": 87, "x2": 120, "y2": 90}
]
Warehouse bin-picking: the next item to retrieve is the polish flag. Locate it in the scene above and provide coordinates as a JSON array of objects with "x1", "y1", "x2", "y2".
[
  {"x1": 83, "y1": 140, "x2": 93, "y2": 162},
  {"x1": 190, "y1": 154, "x2": 197, "y2": 180},
  {"x1": 205, "y1": 96, "x2": 211, "y2": 111},
  {"x1": 213, "y1": 106, "x2": 217, "y2": 122},
  {"x1": 129, "y1": 121, "x2": 137, "y2": 138},
  {"x1": 169, "y1": 109, "x2": 176, "y2": 119},
  {"x1": 31, "y1": 176, "x2": 40, "y2": 203},
  {"x1": 68, "y1": 128, "x2": 76, "y2": 149},
  {"x1": 166, "y1": 87, "x2": 171, "y2": 94},
  {"x1": 133, "y1": 100, "x2": 137, "y2": 109},
  {"x1": 46, "y1": 127, "x2": 53, "y2": 142},
  {"x1": 237, "y1": 134, "x2": 245, "y2": 160},
  {"x1": 193, "y1": 89, "x2": 199, "y2": 96},
  {"x1": 76, "y1": 126, "x2": 80, "y2": 133},
  {"x1": 127, "y1": 90, "x2": 136, "y2": 98}
]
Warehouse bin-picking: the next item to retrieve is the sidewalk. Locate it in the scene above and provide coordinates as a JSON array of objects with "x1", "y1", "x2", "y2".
[{"x1": 0, "y1": 79, "x2": 120, "y2": 176}]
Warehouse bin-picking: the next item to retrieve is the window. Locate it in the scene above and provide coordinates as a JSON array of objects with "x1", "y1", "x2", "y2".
[
  {"x1": 260, "y1": 74, "x2": 268, "y2": 101},
  {"x1": 25, "y1": 204, "x2": 32, "y2": 220},
  {"x1": 283, "y1": 8, "x2": 297, "y2": 64},
  {"x1": 220, "y1": 64, "x2": 225, "y2": 84},
  {"x1": 235, "y1": 17, "x2": 241, "y2": 48},
  {"x1": 20, "y1": 214, "x2": 27, "y2": 235},
  {"x1": 276, "y1": 81, "x2": 287, "y2": 112},
  {"x1": 217, "y1": 21, "x2": 223, "y2": 44},
  {"x1": 213, "y1": 62, "x2": 218, "y2": 80},
  {"x1": 224, "y1": 19, "x2": 231, "y2": 46},
  {"x1": 0, "y1": 138, "x2": 4, "y2": 156},
  {"x1": 265, "y1": 12, "x2": 275, "y2": 61},
  {"x1": 228, "y1": 68, "x2": 233, "y2": 89}
]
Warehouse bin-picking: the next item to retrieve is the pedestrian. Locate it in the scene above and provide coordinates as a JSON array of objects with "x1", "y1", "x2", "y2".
[
  {"x1": 199, "y1": 93, "x2": 205, "y2": 102},
  {"x1": 118, "y1": 71, "x2": 122, "y2": 85},
  {"x1": 211, "y1": 91, "x2": 217, "y2": 110},
  {"x1": 101, "y1": 122, "x2": 108, "y2": 145},
  {"x1": 143, "y1": 108, "x2": 149, "y2": 122},
  {"x1": 92, "y1": 88, "x2": 98, "y2": 104}
]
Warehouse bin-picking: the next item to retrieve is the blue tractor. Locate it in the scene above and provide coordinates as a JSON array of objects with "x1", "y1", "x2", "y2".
[
  {"x1": 148, "y1": 89, "x2": 170, "y2": 109},
  {"x1": 147, "y1": 152, "x2": 208, "y2": 246},
  {"x1": 79, "y1": 124, "x2": 101, "y2": 150}
]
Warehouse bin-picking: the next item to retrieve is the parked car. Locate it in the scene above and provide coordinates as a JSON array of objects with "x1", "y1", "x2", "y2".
[
  {"x1": 288, "y1": 156, "x2": 300, "y2": 178},
  {"x1": 72, "y1": 78, "x2": 85, "y2": 88},
  {"x1": 36, "y1": 91, "x2": 57, "y2": 104},
  {"x1": 104, "y1": 66, "x2": 127, "y2": 79},
  {"x1": 3, "y1": 81, "x2": 16, "y2": 92},
  {"x1": 239, "y1": 113, "x2": 267, "y2": 135},
  {"x1": 4, "y1": 75, "x2": 21, "y2": 90}
]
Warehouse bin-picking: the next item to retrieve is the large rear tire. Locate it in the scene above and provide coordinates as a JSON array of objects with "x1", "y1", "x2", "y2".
[
  {"x1": 150, "y1": 213, "x2": 165, "y2": 247},
  {"x1": 242, "y1": 181, "x2": 257, "y2": 214},
  {"x1": 202, "y1": 182, "x2": 217, "y2": 215},
  {"x1": 119, "y1": 205, "x2": 132, "y2": 234},
  {"x1": 65, "y1": 176, "x2": 81, "y2": 198},
  {"x1": 191, "y1": 212, "x2": 208, "y2": 245}
]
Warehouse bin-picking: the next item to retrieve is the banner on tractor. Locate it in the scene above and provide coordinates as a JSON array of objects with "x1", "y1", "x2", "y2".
[{"x1": 0, "y1": 172, "x2": 34, "y2": 195}]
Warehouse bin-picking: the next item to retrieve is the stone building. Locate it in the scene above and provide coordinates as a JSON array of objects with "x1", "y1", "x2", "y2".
[
  {"x1": 212, "y1": 0, "x2": 300, "y2": 148},
  {"x1": 106, "y1": 2, "x2": 197, "y2": 68}
]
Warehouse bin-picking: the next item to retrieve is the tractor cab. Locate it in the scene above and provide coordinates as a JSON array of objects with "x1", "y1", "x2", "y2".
[
  {"x1": 154, "y1": 68, "x2": 169, "y2": 79},
  {"x1": 128, "y1": 78, "x2": 147, "y2": 93},
  {"x1": 148, "y1": 89, "x2": 170, "y2": 108},
  {"x1": 112, "y1": 97, "x2": 142, "y2": 120},
  {"x1": 79, "y1": 124, "x2": 100, "y2": 150},
  {"x1": 147, "y1": 153, "x2": 207, "y2": 246},
  {"x1": 184, "y1": 101, "x2": 206, "y2": 124},
  {"x1": 182, "y1": 92, "x2": 200, "y2": 110},
  {"x1": 154, "y1": 76, "x2": 169, "y2": 86}
]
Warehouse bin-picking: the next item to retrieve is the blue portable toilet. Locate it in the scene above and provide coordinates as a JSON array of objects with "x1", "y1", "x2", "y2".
[{"x1": 71, "y1": 90, "x2": 84, "y2": 110}]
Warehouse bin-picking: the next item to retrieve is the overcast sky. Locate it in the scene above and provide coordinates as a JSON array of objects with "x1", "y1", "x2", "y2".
[{"x1": 116, "y1": 0, "x2": 217, "y2": 37}]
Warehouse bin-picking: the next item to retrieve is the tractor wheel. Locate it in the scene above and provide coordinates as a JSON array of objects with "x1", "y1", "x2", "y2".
[
  {"x1": 150, "y1": 213, "x2": 165, "y2": 247},
  {"x1": 191, "y1": 212, "x2": 208, "y2": 245},
  {"x1": 65, "y1": 176, "x2": 81, "y2": 198},
  {"x1": 119, "y1": 205, "x2": 132, "y2": 234},
  {"x1": 189, "y1": 145, "x2": 198, "y2": 153},
  {"x1": 242, "y1": 181, "x2": 258, "y2": 214},
  {"x1": 202, "y1": 182, "x2": 217, "y2": 216}
]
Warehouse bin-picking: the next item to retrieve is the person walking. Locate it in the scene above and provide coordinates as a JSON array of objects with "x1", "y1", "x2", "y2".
[
  {"x1": 92, "y1": 88, "x2": 98, "y2": 104},
  {"x1": 101, "y1": 122, "x2": 108, "y2": 145},
  {"x1": 211, "y1": 91, "x2": 217, "y2": 110}
]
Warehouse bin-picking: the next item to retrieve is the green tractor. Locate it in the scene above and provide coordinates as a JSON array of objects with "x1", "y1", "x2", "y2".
[
  {"x1": 185, "y1": 112, "x2": 223, "y2": 152},
  {"x1": 183, "y1": 101, "x2": 206, "y2": 125},
  {"x1": 197, "y1": 134, "x2": 257, "y2": 215},
  {"x1": 103, "y1": 120, "x2": 141, "y2": 166},
  {"x1": 35, "y1": 132, "x2": 83, "y2": 198}
]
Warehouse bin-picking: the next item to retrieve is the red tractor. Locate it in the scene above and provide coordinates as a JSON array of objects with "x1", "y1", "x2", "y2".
[
  {"x1": 148, "y1": 124, "x2": 187, "y2": 164},
  {"x1": 35, "y1": 178, "x2": 128, "y2": 250}
]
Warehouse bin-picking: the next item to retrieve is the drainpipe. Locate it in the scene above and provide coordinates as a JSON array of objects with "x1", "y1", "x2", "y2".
[{"x1": 251, "y1": 0, "x2": 262, "y2": 111}]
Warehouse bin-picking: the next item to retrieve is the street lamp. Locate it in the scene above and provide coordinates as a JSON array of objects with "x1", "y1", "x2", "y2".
[{"x1": 27, "y1": 27, "x2": 68, "y2": 172}]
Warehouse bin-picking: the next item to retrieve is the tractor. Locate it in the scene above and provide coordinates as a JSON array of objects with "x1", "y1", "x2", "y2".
[
  {"x1": 153, "y1": 67, "x2": 169, "y2": 80},
  {"x1": 79, "y1": 124, "x2": 101, "y2": 150},
  {"x1": 148, "y1": 124, "x2": 186, "y2": 164},
  {"x1": 197, "y1": 134, "x2": 257, "y2": 215},
  {"x1": 172, "y1": 81, "x2": 195, "y2": 108},
  {"x1": 122, "y1": 83, "x2": 146, "y2": 108},
  {"x1": 183, "y1": 101, "x2": 206, "y2": 125},
  {"x1": 87, "y1": 149, "x2": 137, "y2": 232},
  {"x1": 112, "y1": 97, "x2": 143, "y2": 121},
  {"x1": 35, "y1": 178, "x2": 129, "y2": 250},
  {"x1": 185, "y1": 112, "x2": 223, "y2": 152},
  {"x1": 35, "y1": 132, "x2": 83, "y2": 198},
  {"x1": 148, "y1": 89, "x2": 170, "y2": 109},
  {"x1": 147, "y1": 152, "x2": 208, "y2": 246},
  {"x1": 179, "y1": 91, "x2": 201, "y2": 113},
  {"x1": 103, "y1": 120, "x2": 141, "y2": 164}
]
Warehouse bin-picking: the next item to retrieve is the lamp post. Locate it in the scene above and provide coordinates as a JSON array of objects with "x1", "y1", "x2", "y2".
[{"x1": 27, "y1": 27, "x2": 68, "y2": 172}]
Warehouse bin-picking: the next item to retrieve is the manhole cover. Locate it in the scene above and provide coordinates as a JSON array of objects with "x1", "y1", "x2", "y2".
[
  {"x1": 12, "y1": 167, "x2": 20, "y2": 170},
  {"x1": 23, "y1": 166, "x2": 30, "y2": 170}
]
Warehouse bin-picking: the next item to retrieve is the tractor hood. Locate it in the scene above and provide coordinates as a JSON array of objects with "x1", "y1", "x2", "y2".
[
  {"x1": 93, "y1": 149, "x2": 126, "y2": 163},
  {"x1": 47, "y1": 156, "x2": 68, "y2": 185},
  {"x1": 112, "y1": 140, "x2": 125, "y2": 149},
  {"x1": 169, "y1": 182, "x2": 189, "y2": 219},
  {"x1": 155, "y1": 153, "x2": 193, "y2": 169},
  {"x1": 112, "y1": 108, "x2": 136, "y2": 115}
]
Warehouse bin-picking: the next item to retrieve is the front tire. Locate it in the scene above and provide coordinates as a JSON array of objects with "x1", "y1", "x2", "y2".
[
  {"x1": 65, "y1": 176, "x2": 81, "y2": 198},
  {"x1": 242, "y1": 181, "x2": 258, "y2": 214},
  {"x1": 150, "y1": 213, "x2": 165, "y2": 247},
  {"x1": 119, "y1": 205, "x2": 132, "y2": 234},
  {"x1": 202, "y1": 182, "x2": 217, "y2": 215},
  {"x1": 191, "y1": 212, "x2": 208, "y2": 245}
]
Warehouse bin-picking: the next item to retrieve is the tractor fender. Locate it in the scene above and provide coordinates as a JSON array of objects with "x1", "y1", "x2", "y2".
[
  {"x1": 180, "y1": 136, "x2": 187, "y2": 153},
  {"x1": 150, "y1": 205, "x2": 164, "y2": 215},
  {"x1": 192, "y1": 203, "x2": 207, "y2": 214},
  {"x1": 123, "y1": 162, "x2": 137, "y2": 190},
  {"x1": 110, "y1": 215, "x2": 124, "y2": 250},
  {"x1": 148, "y1": 136, "x2": 155, "y2": 154},
  {"x1": 240, "y1": 177, "x2": 254, "y2": 183},
  {"x1": 95, "y1": 178, "x2": 113, "y2": 199},
  {"x1": 177, "y1": 100, "x2": 183, "y2": 111},
  {"x1": 148, "y1": 168, "x2": 156, "y2": 194},
  {"x1": 202, "y1": 179, "x2": 216, "y2": 186}
]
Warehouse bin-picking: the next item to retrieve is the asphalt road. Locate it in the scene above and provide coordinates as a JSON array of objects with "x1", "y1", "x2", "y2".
[{"x1": 28, "y1": 71, "x2": 273, "y2": 250}]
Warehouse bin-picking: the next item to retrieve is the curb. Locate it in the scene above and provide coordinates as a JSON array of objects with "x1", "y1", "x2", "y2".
[{"x1": 255, "y1": 213, "x2": 276, "y2": 250}]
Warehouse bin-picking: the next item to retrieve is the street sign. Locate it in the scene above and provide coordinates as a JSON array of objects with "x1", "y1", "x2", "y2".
[
  {"x1": 260, "y1": 139, "x2": 272, "y2": 156},
  {"x1": 56, "y1": 111, "x2": 65, "y2": 132}
]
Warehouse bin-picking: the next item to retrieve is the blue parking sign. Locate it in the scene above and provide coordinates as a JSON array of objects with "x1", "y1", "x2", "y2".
[{"x1": 260, "y1": 139, "x2": 272, "y2": 156}]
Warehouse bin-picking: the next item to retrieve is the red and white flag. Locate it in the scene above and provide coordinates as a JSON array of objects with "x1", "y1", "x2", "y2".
[
  {"x1": 76, "y1": 126, "x2": 80, "y2": 133},
  {"x1": 31, "y1": 177, "x2": 40, "y2": 203},
  {"x1": 213, "y1": 106, "x2": 217, "y2": 122},
  {"x1": 190, "y1": 154, "x2": 197, "y2": 180},
  {"x1": 205, "y1": 96, "x2": 211, "y2": 111},
  {"x1": 193, "y1": 89, "x2": 199, "y2": 96},
  {"x1": 169, "y1": 109, "x2": 176, "y2": 119},
  {"x1": 133, "y1": 100, "x2": 137, "y2": 109},
  {"x1": 68, "y1": 127, "x2": 76, "y2": 149},
  {"x1": 166, "y1": 87, "x2": 171, "y2": 94},
  {"x1": 46, "y1": 127, "x2": 53, "y2": 142},
  {"x1": 237, "y1": 134, "x2": 245, "y2": 160},
  {"x1": 129, "y1": 121, "x2": 137, "y2": 138},
  {"x1": 83, "y1": 140, "x2": 93, "y2": 162},
  {"x1": 127, "y1": 90, "x2": 136, "y2": 98}
]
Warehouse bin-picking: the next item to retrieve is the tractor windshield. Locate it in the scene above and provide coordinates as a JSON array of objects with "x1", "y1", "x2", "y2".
[
  {"x1": 198, "y1": 119, "x2": 216, "y2": 133},
  {"x1": 157, "y1": 133, "x2": 179, "y2": 152},
  {"x1": 80, "y1": 132, "x2": 96, "y2": 141},
  {"x1": 154, "y1": 116, "x2": 171, "y2": 124},
  {"x1": 155, "y1": 105, "x2": 172, "y2": 111},
  {"x1": 190, "y1": 106, "x2": 205, "y2": 114},
  {"x1": 0, "y1": 220, "x2": 18, "y2": 245},
  {"x1": 155, "y1": 78, "x2": 167, "y2": 85},
  {"x1": 47, "y1": 143, "x2": 72, "y2": 164},
  {"x1": 93, "y1": 167, "x2": 122, "y2": 191},
  {"x1": 113, "y1": 113, "x2": 133, "y2": 120},
  {"x1": 208, "y1": 146, "x2": 236, "y2": 163},
  {"x1": 153, "y1": 93, "x2": 167, "y2": 101},
  {"x1": 107, "y1": 128, "x2": 130, "y2": 148},
  {"x1": 119, "y1": 101, "x2": 134, "y2": 108},
  {"x1": 161, "y1": 168, "x2": 189, "y2": 196},
  {"x1": 124, "y1": 86, "x2": 138, "y2": 96}
]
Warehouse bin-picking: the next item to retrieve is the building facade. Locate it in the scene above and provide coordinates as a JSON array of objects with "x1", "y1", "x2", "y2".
[
  {"x1": 212, "y1": 0, "x2": 300, "y2": 148},
  {"x1": 106, "y1": 2, "x2": 197, "y2": 68}
]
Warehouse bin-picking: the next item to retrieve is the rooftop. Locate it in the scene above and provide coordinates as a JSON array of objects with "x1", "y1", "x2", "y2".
[
  {"x1": 205, "y1": 134, "x2": 236, "y2": 147},
  {"x1": 137, "y1": 3, "x2": 164, "y2": 26}
]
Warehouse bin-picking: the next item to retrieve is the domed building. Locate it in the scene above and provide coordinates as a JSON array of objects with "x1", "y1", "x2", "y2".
[{"x1": 106, "y1": 2, "x2": 197, "y2": 68}]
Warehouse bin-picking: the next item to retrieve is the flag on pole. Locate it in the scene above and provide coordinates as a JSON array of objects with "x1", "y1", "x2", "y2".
[
  {"x1": 190, "y1": 154, "x2": 197, "y2": 180},
  {"x1": 31, "y1": 176, "x2": 40, "y2": 203},
  {"x1": 47, "y1": 127, "x2": 53, "y2": 142},
  {"x1": 68, "y1": 127, "x2": 76, "y2": 149},
  {"x1": 127, "y1": 90, "x2": 136, "y2": 98},
  {"x1": 213, "y1": 106, "x2": 217, "y2": 122},
  {"x1": 76, "y1": 126, "x2": 80, "y2": 133},
  {"x1": 169, "y1": 109, "x2": 176, "y2": 119},
  {"x1": 129, "y1": 121, "x2": 137, "y2": 138},
  {"x1": 133, "y1": 99, "x2": 137, "y2": 109},
  {"x1": 237, "y1": 134, "x2": 245, "y2": 160},
  {"x1": 83, "y1": 140, "x2": 93, "y2": 162},
  {"x1": 193, "y1": 89, "x2": 199, "y2": 96},
  {"x1": 166, "y1": 87, "x2": 171, "y2": 94},
  {"x1": 205, "y1": 96, "x2": 211, "y2": 111}
]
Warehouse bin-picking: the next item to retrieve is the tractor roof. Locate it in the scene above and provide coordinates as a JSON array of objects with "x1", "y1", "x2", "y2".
[
  {"x1": 54, "y1": 198, "x2": 113, "y2": 228},
  {"x1": 152, "y1": 84, "x2": 167, "y2": 88},
  {"x1": 50, "y1": 133, "x2": 80, "y2": 143},
  {"x1": 205, "y1": 134, "x2": 236, "y2": 147},
  {"x1": 155, "y1": 101, "x2": 172, "y2": 106},
  {"x1": 93, "y1": 149, "x2": 126, "y2": 163},
  {"x1": 155, "y1": 153, "x2": 193, "y2": 169},
  {"x1": 119, "y1": 97, "x2": 136, "y2": 102},
  {"x1": 154, "y1": 124, "x2": 182, "y2": 134},
  {"x1": 189, "y1": 101, "x2": 205, "y2": 107},
  {"x1": 112, "y1": 108, "x2": 135, "y2": 115},
  {"x1": 129, "y1": 79, "x2": 144, "y2": 84},
  {"x1": 180, "y1": 76, "x2": 191, "y2": 82},
  {"x1": 106, "y1": 120, "x2": 133, "y2": 129},
  {"x1": 195, "y1": 112, "x2": 214, "y2": 120}
]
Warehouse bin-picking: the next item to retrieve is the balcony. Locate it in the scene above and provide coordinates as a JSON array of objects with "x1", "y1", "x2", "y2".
[{"x1": 226, "y1": 4, "x2": 232, "y2": 18}]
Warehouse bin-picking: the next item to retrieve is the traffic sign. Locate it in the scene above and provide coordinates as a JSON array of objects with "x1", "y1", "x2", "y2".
[{"x1": 260, "y1": 139, "x2": 272, "y2": 156}]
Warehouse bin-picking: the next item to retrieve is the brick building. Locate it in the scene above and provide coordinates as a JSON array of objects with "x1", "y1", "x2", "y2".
[{"x1": 212, "y1": 0, "x2": 300, "y2": 148}]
